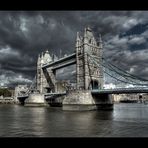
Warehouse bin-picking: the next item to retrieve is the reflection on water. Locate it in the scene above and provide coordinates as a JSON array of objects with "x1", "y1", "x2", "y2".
[{"x1": 0, "y1": 103, "x2": 148, "y2": 137}]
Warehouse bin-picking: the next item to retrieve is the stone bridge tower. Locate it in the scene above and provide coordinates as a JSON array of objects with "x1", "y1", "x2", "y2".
[
  {"x1": 37, "y1": 50, "x2": 56, "y2": 93},
  {"x1": 63, "y1": 28, "x2": 108, "y2": 111},
  {"x1": 76, "y1": 27, "x2": 103, "y2": 90}
]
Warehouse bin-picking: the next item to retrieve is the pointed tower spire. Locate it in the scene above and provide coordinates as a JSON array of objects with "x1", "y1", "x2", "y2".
[
  {"x1": 60, "y1": 49, "x2": 62, "y2": 58},
  {"x1": 44, "y1": 49, "x2": 52, "y2": 63},
  {"x1": 40, "y1": 52, "x2": 44, "y2": 65},
  {"x1": 99, "y1": 34, "x2": 103, "y2": 49},
  {"x1": 76, "y1": 32, "x2": 80, "y2": 48},
  {"x1": 76, "y1": 32, "x2": 80, "y2": 40},
  {"x1": 52, "y1": 53, "x2": 54, "y2": 61},
  {"x1": 84, "y1": 27, "x2": 88, "y2": 44},
  {"x1": 99, "y1": 34, "x2": 102, "y2": 43},
  {"x1": 37, "y1": 54, "x2": 41, "y2": 65},
  {"x1": 77, "y1": 31, "x2": 79, "y2": 36},
  {"x1": 86, "y1": 25, "x2": 91, "y2": 31}
]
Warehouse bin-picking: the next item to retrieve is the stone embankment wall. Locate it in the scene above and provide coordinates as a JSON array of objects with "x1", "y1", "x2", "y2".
[{"x1": 0, "y1": 97, "x2": 16, "y2": 104}]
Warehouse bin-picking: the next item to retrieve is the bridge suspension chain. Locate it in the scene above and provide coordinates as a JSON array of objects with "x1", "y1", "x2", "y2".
[
  {"x1": 24, "y1": 75, "x2": 37, "y2": 95},
  {"x1": 86, "y1": 50, "x2": 148, "y2": 87},
  {"x1": 90, "y1": 55, "x2": 148, "y2": 86},
  {"x1": 103, "y1": 58, "x2": 148, "y2": 82},
  {"x1": 89, "y1": 53, "x2": 148, "y2": 82},
  {"x1": 100, "y1": 60, "x2": 148, "y2": 85}
]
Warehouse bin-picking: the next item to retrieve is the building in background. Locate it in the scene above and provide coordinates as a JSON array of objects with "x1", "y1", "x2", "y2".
[{"x1": 113, "y1": 93, "x2": 148, "y2": 103}]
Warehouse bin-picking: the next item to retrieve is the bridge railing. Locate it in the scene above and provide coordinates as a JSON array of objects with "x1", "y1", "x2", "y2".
[{"x1": 101, "y1": 87, "x2": 148, "y2": 90}]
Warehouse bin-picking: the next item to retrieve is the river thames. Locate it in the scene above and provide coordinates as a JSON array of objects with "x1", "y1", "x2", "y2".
[{"x1": 0, "y1": 103, "x2": 148, "y2": 137}]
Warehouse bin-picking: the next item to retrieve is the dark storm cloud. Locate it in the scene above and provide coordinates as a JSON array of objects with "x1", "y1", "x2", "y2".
[{"x1": 0, "y1": 11, "x2": 148, "y2": 87}]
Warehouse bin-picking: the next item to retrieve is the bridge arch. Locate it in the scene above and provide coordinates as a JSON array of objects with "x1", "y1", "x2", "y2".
[{"x1": 89, "y1": 80, "x2": 100, "y2": 90}]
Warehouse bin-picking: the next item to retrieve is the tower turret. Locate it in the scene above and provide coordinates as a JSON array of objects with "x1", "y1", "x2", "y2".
[
  {"x1": 43, "y1": 49, "x2": 52, "y2": 64},
  {"x1": 98, "y1": 34, "x2": 103, "y2": 49},
  {"x1": 40, "y1": 52, "x2": 44, "y2": 65}
]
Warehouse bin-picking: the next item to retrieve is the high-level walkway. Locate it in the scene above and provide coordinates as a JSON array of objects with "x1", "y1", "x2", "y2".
[{"x1": 42, "y1": 53, "x2": 76, "y2": 70}]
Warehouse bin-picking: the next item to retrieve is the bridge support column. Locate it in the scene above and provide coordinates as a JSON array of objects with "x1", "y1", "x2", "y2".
[
  {"x1": 46, "y1": 95, "x2": 65, "y2": 107},
  {"x1": 63, "y1": 90, "x2": 96, "y2": 111},
  {"x1": 62, "y1": 90, "x2": 113, "y2": 111},
  {"x1": 24, "y1": 93, "x2": 47, "y2": 107},
  {"x1": 92, "y1": 93, "x2": 114, "y2": 110}
]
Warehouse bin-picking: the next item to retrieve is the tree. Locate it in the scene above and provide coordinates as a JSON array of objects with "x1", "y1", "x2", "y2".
[{"x1": 0, "y1": 88, "x2": 12, "y2": 97}]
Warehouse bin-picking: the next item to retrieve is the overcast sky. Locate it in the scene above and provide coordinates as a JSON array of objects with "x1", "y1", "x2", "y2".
[{"x1": 0, "y1": 11, "x2": 148, "y2": 88}]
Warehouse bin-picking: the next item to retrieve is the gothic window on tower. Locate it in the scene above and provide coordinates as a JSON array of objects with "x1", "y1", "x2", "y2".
[
  {"x1": 78, "y1": 49, "x2": 81, "y2": 54},
  {"x1": 94, "y1": 48, "x2": 96, "y2": 53},
  {"x1": 96, "y1": 50, "x2": 98, "y2": 55},
  {"x1": 89, "y1": 39, "x2": 91, "y2": 44},
  {"x1": 97, "y1": 70, "x2": 99, "y2": 75},
  {"x1": 81, "y1": 48, "x2": 83, "y2": 54}
]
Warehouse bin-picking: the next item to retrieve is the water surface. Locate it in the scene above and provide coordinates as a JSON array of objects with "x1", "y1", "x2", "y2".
[{"x1": 0, "y1": 103, "x2": 148, "y2": 137}]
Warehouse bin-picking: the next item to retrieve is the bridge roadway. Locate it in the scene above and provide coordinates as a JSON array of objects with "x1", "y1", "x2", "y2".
[
  {"x1": 44, "y1": 92, "x2": 67, "y2": 99},
  {"x1": 91, "y1": 88, "x2": 148, "y2": 94},
  {"x1": 17, "y1": 95, "x2": 29, "y2": 99},
  {"x1": 17, "y1": 88, "x2": 148, "y2": 100},
  {"x1": 45, "y1": 88, "x2": 148, "y2": 97},
  {"x1": 42, "y1": 53, "x2": 76, "y2": 70}
]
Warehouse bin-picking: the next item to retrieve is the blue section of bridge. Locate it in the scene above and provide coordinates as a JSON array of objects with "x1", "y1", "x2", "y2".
[
  {"x1": 44, "y1": 88, "x2": 148, "y2": 97},
  {"x1": 45, "y1": 92, "x2": 67, "y2": 96},
  {"x1": 91, "y1": 88, "x2": 148, "y2": 94},
  {"x1": 17, "y1": 95, "x2": 29, "y2": 99},
  {"x1": 42, "y1": 53, "x2": 76, "y2": 69},
  {"x1": 17, "y1": 88, "x2": 148, "y2": 100}
]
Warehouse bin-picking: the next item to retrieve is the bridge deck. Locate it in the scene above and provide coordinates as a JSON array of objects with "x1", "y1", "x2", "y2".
[
  {"x1": 17, "y1": 95, "x2": 29, "y2": 99},
  {"x1": 17, "y1": 88, "x2": 148, "y2": 100},
  {"x1": 45, "y1": 92, "x2": 67, "y2": 96},
  {"x1": 91, "y1": 88, "x2": 148, "y2": 94}
]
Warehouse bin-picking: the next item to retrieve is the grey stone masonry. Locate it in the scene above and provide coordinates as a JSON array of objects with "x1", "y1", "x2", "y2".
[
  {"x1": 63, "y1": 90, "x2": 97, "y2": 111},
  {"x1": 76, "y1": 27, "x2": 103, "y2": 90},
  {"x1": 37, "y1": 50, "x2": 56, "y2": 93},
  {"x1": 37, "y1": 27, "x2": 104, "y2": 94},
  {"x1": 63, "y1": 90, "x2": 114, "y2": 111}
]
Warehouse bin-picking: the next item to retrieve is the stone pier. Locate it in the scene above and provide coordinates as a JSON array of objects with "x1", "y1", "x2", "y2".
[
  {"x1": 62, "y1": 90, "x2": 113, "y2": 111},
  {"x1": 92, "y1": 93, "x2": 114, "y2": 110},
  {"x1": 24, "y1": 93, "x2": 46, "y2": 107},
  {"x1": 46, "y1": 95, "x2": 65, "y2": 107}
]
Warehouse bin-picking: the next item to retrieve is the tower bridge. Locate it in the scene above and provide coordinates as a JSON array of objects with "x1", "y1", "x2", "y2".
[
  {"x1": 16, "y1": 27, "x2": 148, "y2": 110},
  {"x1": 37, "y1": 27, "x2": 103, "y2": 94}
]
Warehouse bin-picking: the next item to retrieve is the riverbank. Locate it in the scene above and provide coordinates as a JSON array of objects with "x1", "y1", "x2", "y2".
[
  {"x1": 0, "y1": 97, "x2": 16, "y2": 104},
  {"x1": 0, "y1": 101, "x2": 16, "y2": 104}
]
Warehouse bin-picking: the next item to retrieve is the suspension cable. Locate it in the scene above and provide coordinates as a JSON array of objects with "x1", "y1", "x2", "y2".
[
  {"x1": 86, "y1": 51, "x2": 148, "y2": 86},
  {"x1": 90, "y1": 56, "x2": 148, "y2": 86}
]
